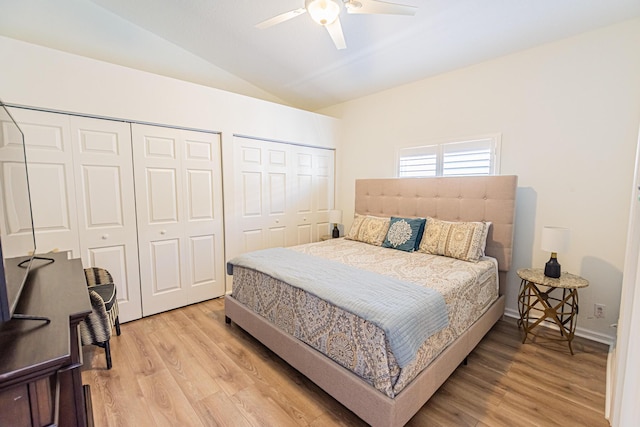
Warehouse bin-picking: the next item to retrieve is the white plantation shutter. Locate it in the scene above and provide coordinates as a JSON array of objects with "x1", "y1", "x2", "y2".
[
  {"x1": 442, "y1": 139, "x2": 493, "y2": 176},
  {"x1": 398, "y1": 145, "x2": 438, "y2": 177},
  {"x1": 398, "y1": 135, "x2": 500, "y2": 178}
]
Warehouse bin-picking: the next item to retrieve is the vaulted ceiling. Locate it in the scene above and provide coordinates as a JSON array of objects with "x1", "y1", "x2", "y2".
[{"x1": 1, "y1": 0, "x2": 639, "y2": 111}]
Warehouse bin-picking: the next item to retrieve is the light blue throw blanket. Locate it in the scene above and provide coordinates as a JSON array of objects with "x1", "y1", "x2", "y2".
[{"x1": 228, "y1": 247, "x2": 449, "y2": 368}]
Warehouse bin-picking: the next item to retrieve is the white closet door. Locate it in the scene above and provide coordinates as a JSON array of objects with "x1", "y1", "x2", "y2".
[
  {"x1": 69, "y1": 116, "x2": 142, "y2": 322},
  {"x1": 291, "y1": 145, "x2": 334, "y2": 245},
  {"x1": 133, "y1": 124, "x2": 224, "y2": 316},
  {"x1": 314, "y1": 147, "x2": 335, "y2": 239},
  {"x1": 182, "y1": 130, "x2": 225, "y2": 303},
  {"x1": 4, "y1": 108, "x2": 80, "y2": 256},
  {"x1": 231, "y1": 136, "x2": 293, "y2": 256},
  {"x1": 228, "y1": 136, "x2": 335, "y2": 259}
]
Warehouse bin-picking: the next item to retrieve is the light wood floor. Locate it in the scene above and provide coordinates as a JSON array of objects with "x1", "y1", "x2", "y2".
[{"x1": 81, "y1": 297, "x2": 610, "y2": 427}]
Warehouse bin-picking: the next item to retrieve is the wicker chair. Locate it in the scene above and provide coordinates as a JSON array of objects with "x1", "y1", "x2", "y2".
[{"x1": 79, "y1": 267, "x2": 121, "y2": 369}]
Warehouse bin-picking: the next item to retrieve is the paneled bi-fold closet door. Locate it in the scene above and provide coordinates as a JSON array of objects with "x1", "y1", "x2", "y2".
[
  {"x1": 232, "y1": 136, "x2": 291, "y2": 254},
  {"x1": 69, "y1": 116, "x2": 142, "y2": 322},
  {"x1": 132, "y1": 124, "x2": 224, "y2": 317},
  {"x1": 229, "y1": 136, "x2": 335, "y2": 260},
  {"x1": 4, "y1": 108, "x2": 80, "y2": 256},
  {"x1": 292, "y1": 145, "x2": 334, "y2": 245}
]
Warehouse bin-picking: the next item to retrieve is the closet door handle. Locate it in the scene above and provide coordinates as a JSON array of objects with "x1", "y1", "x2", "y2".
[
  {"x1": 160, "y1": 230, "x2": 167, "y2": 235},
  {"x1": 101, "y1": 234, "x2": 109, "y2": 240}
]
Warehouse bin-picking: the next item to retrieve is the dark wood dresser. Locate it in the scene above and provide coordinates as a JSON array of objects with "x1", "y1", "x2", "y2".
[{"x1": 0, "y1": 253, "x2": 93, "y2": 427}]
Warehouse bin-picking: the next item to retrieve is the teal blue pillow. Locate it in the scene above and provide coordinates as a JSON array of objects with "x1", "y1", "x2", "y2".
[{"x1": 382, "y1": 217, "x2": 426, "y2": 252}]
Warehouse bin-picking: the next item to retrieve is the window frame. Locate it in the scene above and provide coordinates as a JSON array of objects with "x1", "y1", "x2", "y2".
[{"x1": 396, "y1": 133, "x2": 502, "y2": 178}]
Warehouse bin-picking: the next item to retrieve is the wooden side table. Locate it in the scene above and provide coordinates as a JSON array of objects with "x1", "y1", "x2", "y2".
[{"x1": 517, "y1": 268, "x2": 589, "y2": 355}]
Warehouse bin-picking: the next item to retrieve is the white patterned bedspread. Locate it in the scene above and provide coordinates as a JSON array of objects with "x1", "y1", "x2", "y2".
[{"x1": 230, "y1": 238, "x2": 498, "y2": 398}]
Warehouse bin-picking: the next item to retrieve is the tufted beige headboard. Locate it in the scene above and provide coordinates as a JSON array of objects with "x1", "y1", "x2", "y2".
[{"x1": 355, "y1": 176, "x2": 518, "y2": 292}]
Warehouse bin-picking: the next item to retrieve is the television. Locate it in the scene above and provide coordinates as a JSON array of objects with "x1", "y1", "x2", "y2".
[{"x1": 0, "y1": 99, "x2": 37, "y2": 323}]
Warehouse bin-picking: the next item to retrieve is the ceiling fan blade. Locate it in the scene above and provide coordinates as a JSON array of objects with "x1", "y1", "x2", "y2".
[
  {"x1": 325, "y1": 17, "x2": 347, "y2": 50},
  {"x1": 345, "y1": 0, "x2": 417, "y2": 16},
  {"x1": 255, "y1": 7, "x2": 307, "y2": 29}
]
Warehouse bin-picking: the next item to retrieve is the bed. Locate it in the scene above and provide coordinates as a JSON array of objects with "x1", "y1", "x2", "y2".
[{"x1": 224, "y1": 175, "x2": 518, "y2": 427}]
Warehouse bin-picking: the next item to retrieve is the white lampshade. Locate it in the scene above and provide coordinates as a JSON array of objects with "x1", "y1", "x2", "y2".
[
  {"x1": 306, "y1": 0, "x2": 340, "y2": 25},
  {"x1": 329, "y1": 209, "x2": 343, "y2": 224},
  {"x1": 541, "y1": 226, "x2": 570, "y2": 253}
]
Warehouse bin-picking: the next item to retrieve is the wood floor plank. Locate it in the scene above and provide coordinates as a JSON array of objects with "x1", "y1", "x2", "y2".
[
  {"x1": 82, "y1": 344, "x2": 156, "y2": 427},
  {"x1": 162, "y1": 306, "x2": 256, "y2": 396},
  {"x1": 433, "y1": 368, "x2": 508, "y2": 417},
  {"x1": 193, "y1": 390, "x2": 257, "y2": 427},
  {"x1": 147, "y1": 311, "x2": 223, "y2": 402},
  {"x1": 137, "y1": 369, "x2": 206, "y2": 427},
  {"x1": 82, "y1": 297, "x2": 611, "y2": 427},
  {"x1": 230, "y1": 385, "x2": 307, "y2": 427},
  {"x1": 497, "y1": 372, "x2": 609, "y2": 426},
  {"x1": 310, "y1": 412, "x2": 367, "y2": 427},
  {"x1": 408, "y1": 396, "x2": 479, "y2": 427},
  {"x1": 118, "y1": 317, "x2": 165, "y2": 377}
]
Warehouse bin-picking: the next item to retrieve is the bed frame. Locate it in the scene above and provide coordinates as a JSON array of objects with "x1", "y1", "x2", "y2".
[{"x1": 225, "y1": 175, "x2": 518, "y2": 427}]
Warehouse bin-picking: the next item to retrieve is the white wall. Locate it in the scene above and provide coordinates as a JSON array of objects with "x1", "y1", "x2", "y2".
[
  {"x1": 0, "y1": 36, "x2": 339, "y2": 147},
  {"x1": 321, "y1": 18, "x2": 640, "y2": 342},
  {"x1": 0, "y1": 0, "x2": 287, "y2": 106}
]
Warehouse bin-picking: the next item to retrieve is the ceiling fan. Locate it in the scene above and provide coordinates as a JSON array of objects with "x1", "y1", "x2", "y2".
[{"x1": 255, "y1": 0, "x2": 417, "y2": 50}]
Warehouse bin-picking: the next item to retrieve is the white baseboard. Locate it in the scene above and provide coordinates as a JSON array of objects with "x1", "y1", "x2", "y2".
[{"x1": 503, "y1": 308, "x2": 615, "y2": 346}]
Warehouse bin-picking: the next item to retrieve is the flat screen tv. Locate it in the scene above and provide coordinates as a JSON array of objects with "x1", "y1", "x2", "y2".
[{"x1": 0, "y1": 99, "x2": 37, "y2": 323}]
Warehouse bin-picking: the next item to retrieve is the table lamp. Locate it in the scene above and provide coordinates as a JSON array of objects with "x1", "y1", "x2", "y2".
[
  {"x1": 541, "y1": 226, "x2": 570, "y2": 278},
  {"x1": 329, "y1": 209, "x2": 342, "y2": 238}
]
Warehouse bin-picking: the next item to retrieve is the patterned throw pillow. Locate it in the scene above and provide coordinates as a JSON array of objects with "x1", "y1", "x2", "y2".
[
  {"x1": 382, "y1": 217, "x2": 426, "y2": 252},
  {"x1": 417, "y1": 217, "x2": 490, "y2": 262},
  {"x1": 357, "y1": 216, "x2": 391, "y2": 246},
  {"x1": 345, "y1": 213, "x2": 366, "y2": 240},
  {"x1": 345, "y1": 214, "x2": 390, "y2": 246}
]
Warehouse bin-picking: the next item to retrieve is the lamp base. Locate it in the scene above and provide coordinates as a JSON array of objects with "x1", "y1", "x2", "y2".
[
  {"x1": 332, "y1": 225, "x2": 339, "y2": 238},
  {"x1": 544, "y1": 257, "x2": 561, "y2": 278}
]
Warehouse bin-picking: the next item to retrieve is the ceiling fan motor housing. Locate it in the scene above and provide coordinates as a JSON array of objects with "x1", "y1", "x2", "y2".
[{"x1": 305, "y1": 0, "x2": 341, "y2": 26}]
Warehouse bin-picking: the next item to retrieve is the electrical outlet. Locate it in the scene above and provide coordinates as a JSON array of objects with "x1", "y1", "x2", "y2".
[{"x1": 594, "y1": 304, "x2": 606, "y2": 319}]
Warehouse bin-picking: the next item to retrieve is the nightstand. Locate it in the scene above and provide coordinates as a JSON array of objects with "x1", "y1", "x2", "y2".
[{"x1": 517, "y1": 268, "x2": 589, "y2": 355}]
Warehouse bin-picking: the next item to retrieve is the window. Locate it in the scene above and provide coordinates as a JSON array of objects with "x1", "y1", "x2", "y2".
[{"x1": 398, "y1": 135, "x2": 501, "y2": 178}]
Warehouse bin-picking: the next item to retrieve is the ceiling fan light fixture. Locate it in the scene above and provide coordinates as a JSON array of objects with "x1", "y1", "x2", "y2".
[{"x1": 305, "y1": 0, "x2": 341, "y2": 26}]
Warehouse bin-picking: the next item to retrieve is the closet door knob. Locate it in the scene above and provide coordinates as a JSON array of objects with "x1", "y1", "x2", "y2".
[
  {"x1": 160, "y1": 230, "x2": 167, "y2": 235},
  {"x1": 101, "y1": 234, "x2": 109, "y2": 240}
]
